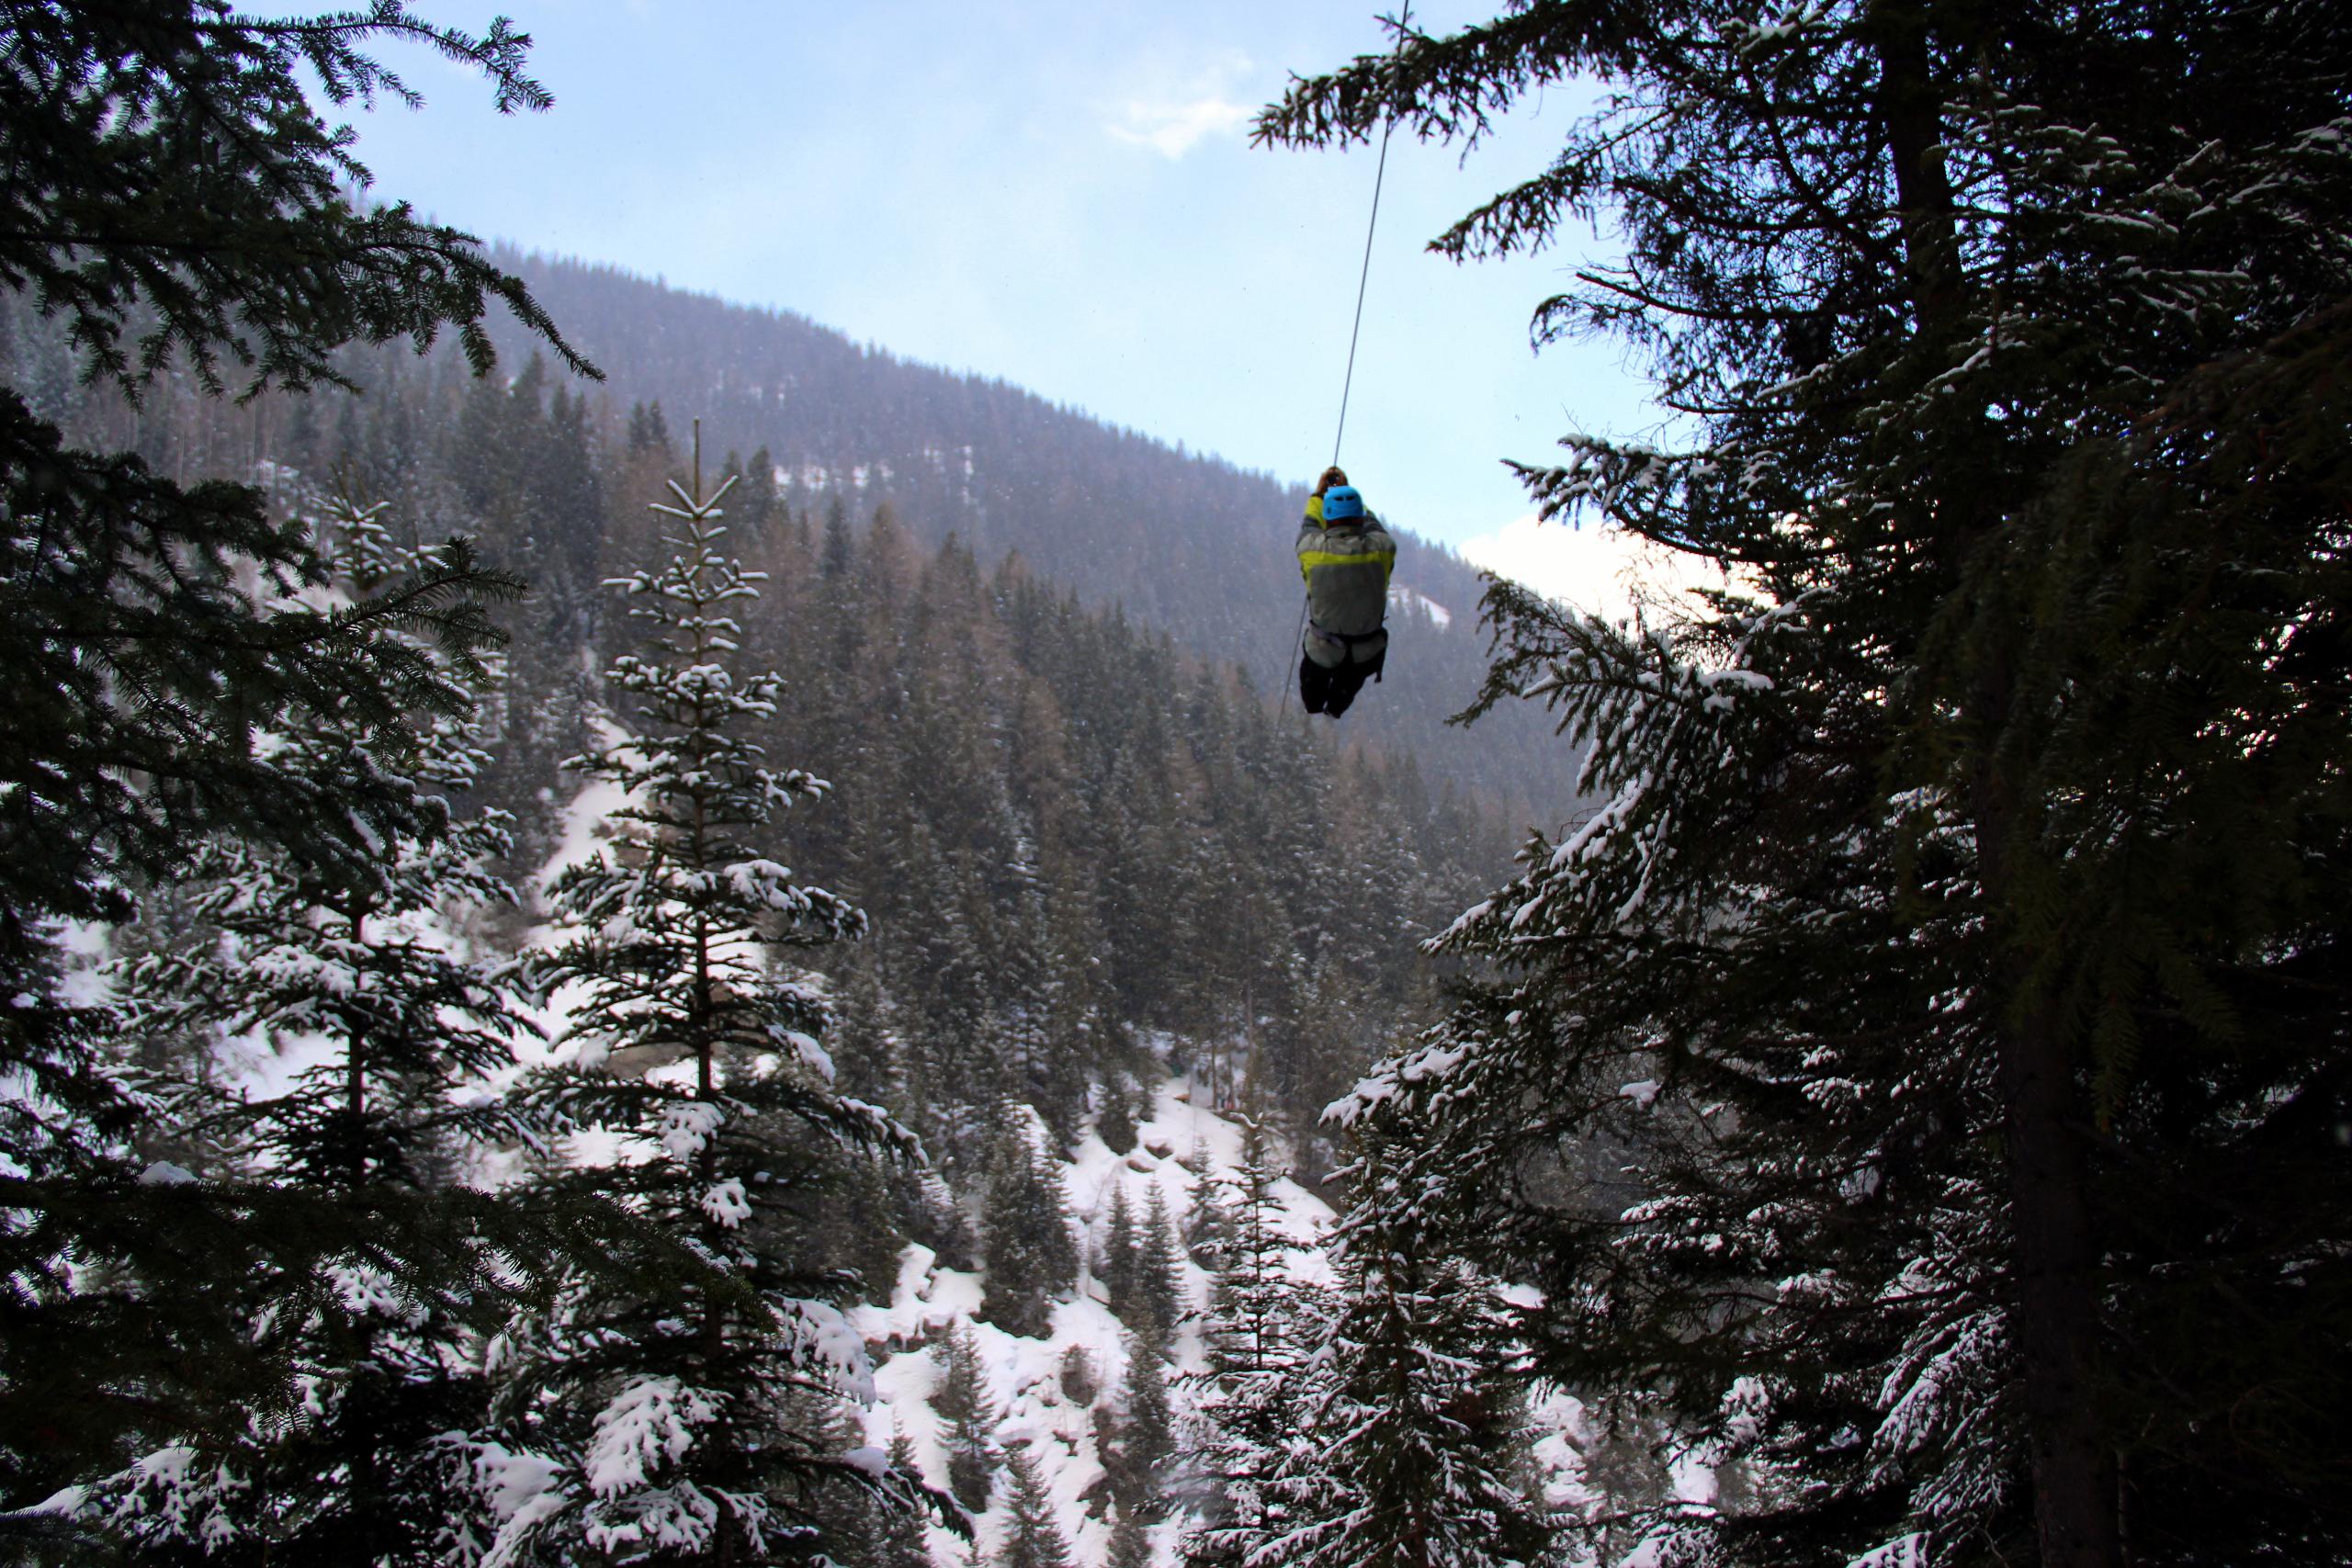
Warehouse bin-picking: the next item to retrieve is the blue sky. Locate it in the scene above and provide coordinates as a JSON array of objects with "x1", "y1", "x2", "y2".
[{"x1": 340, "y1": 1, "x2": 1679, "y2": 606}]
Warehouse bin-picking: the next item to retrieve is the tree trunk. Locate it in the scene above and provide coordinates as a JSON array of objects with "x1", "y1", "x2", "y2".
[
  {"x1": 1974, "y1": 771, "x2": 2120, "y2": 1568},
  {"x1": 1870, "y1": 9, "x2": 2125, "y2": 1560},
  {"x1": 1998, "y1": 999, "x2": 2121, "y2": 1568}
]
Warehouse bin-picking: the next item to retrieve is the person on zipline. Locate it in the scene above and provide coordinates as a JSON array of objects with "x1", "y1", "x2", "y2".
[{"x1": 1295, "y1": 466, "x2": 1396, "y2": 717}]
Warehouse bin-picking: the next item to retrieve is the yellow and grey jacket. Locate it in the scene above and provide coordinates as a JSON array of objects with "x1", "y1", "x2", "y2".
[{"x1": 1297, "y1": 495, "x2": 1397, "y2": 664}]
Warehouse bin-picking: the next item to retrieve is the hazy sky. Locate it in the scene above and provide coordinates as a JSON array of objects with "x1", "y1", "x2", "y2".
[{"x1": 338, "y1": 0, "x2": 1680, "y2": 610}]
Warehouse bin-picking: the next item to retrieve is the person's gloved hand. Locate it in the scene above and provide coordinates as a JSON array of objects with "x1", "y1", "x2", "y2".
[{"x1": 1315, "y1": 466, "x2": 1348, "y2": 496}]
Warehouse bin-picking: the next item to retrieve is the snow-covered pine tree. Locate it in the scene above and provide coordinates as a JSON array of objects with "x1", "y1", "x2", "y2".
[
  {"x1": 0, "y1": 0, "x2": 597, "y2": 1506},
  {"x1": 1263, "y1": 6, "x2": 2352, "y2": 1566},
  {"x1": 1096, "y1": 1073, "x2": 1140, "y2": 1156},
  {"x1": 87, "y1": 495, "x2": 548, "y2": 1560},
  {"x1": 980, "y1": 1107, "x2": 1080, "y2": 1338},
  {"x1": 1183, "y1": 1164, "x2": 1232, "y2": 1274},
  {"x1": 914, "y1": 852, "x2": 1000, "y2": 1152},
  {"x1": 994, "y1": 1447, "x2": 1074, "y2": 1568},
  {"x1": 1104, "y1": 1334, "x2": 1176, "y2": 1523},
  {"x1": 1179, "y1": 1122, "x2": 1326, "y2": 1568},
  {"x1": 1106, "y1": 1503, "x2": 1153, "y2": 1568},
  {"x1": 1254, "y1": 1190, "x2": 1554, "y2": 1568},
  {"x1": 1575, "y1": 1397, "x2": 1674, "y2": 1568},
  {"x1": 1136, "y1": 1186, "x2": 1188, "y2": 1354},
  {"x1": 494, "y1": 444, "x2": 918, "y2": 1563},
  {"x1": 1101, "y1": 1184, "x2": 1141, "y2": 1317},
  {"x1": 878, "y1": 1433, "x2": 936, "y2": 1568},
  {"x1": 934, "y1": 1320, "x2": 1000, "y2": 1515}
]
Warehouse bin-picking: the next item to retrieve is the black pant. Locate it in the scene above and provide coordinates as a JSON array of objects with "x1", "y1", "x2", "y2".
[{"x1": 1299, "y1": 651, "x2": 1374, "y2": 716}]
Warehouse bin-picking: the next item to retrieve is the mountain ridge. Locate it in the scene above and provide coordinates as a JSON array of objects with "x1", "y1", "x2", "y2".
[{"x1": 478, "y1": 249, "x2": 1577, "y2": 819}]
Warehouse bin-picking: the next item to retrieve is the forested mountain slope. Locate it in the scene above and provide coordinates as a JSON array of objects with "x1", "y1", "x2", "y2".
[
  {"x1": 2, "y1": 249, "x2": 1577, "y2": 819},
  {"x1": 0, "y1": 277, "x2": 1525, "y2": 1159},
  {"x1": 479, "y1": 253, "x2": 1576, "y2": 817}
]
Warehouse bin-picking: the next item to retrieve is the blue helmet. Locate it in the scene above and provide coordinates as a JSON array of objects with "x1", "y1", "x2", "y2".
[{"x1": 1321, "y1": 484, "x2": 1365, "y2": 522}]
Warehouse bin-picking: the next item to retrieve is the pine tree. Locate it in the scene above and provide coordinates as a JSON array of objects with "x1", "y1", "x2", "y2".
[
  {"x1": 87, "y1": 500, "x2": 548, "y2": 1560},
  {"x1": 1058, "y1": 1347, "x2": 1100, "y2": 1408},
  {"x1": 1255, "y1": 1199, "x2": 1554, "y2": 1568},
  {"x1": 879, "y1": 1433, "x2": 937, "y2": 1568},
  {"x1": 1180, "y1": 1122, "x2": 1324, "y2": 1568},
  {"x1": 994, "y1": 1448, "x2": 1074, "y2": 1568},
  {"x1": 1100, "y1": 1184, "x2": 1141, "y2": 1319},
  {"x1": 979, "y1": 1109, "x2": 1079, "y2": 1339},
  {"x1": 1104, "y1": 1336, "x2": 1175, "y2": 1523},
  {"x1": 1096, "y1": 1073, "x2": 1140, "y2": 1156},
  {"x1": 1183, "y1": 1171, "x2": 1233, "y2": 1274},
  {"x1": 493, "y1": 444, "x2": 914, "y2": 1563},
  {"x1": 1107, "y1": 1503, "x2": 1154, "y2": 1568},
  {"x1": 0, "y1": 1, "x2": 600, "y2": 1506},
  {"x1": 1264, "y1": 6, "x2": 2352, "y2": 1566},
  {"x1": 933, "y1": 1321, "x2": 1000, "y2": 1516},
  {"x1": 1136, "y1": 1186, "x2": 1188, "y2": 1353}
]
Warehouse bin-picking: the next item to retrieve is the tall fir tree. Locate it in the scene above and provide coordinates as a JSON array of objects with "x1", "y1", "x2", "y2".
[
  {"x1": 1096, "y1": 1074, "x2": 1141, "y2": 1156},
  {"x1": 1136, "y1": 1186, "x2": 1188, "y2": 1354},
  {"x1": 879, "y1": 1432, "x2": 938, "y2": 1568},
  {"x1": 1106, "y1": 1503, "x2": 1153, "y2": 1568},
  {"x1": 979, "y1": 1108, "x2": 1080, "y2": 1339},
  {"x1": 1264, "y1": 6, "x2": 2352, "y2": 1566},
  {"x1": 1100, "y1": 1183, "x2": 1142, "y2": 1320},
  {"x1": 0, "y1": 0, "x2": 603, "y2": 1510},
  {"x1": 1104, "y1": 1336, "x2": 1176, "y2": 1524},
  {"x1": 492, "y1": 445, "x2": 917, "y2": 1563},
  {"x1": 933, "y1": 1321, "x2": 1000, "y2": 1516},
  {"x1": 1254, "y1": 1188, "x2": 1554, "y2": 1568},
  {"x1": 86, "y1": 495, "x2": 548, "y2": 1562},
  {"x1": 993, "y1": 1448, "x2": 1074, "y2": 1568},
  {"x1": 1179, "y1": 1122, "x2": 1325, "y2": 1568}
]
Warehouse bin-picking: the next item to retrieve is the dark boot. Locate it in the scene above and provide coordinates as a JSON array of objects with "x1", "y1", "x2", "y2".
[
  {"x1": 1298, "y1": 652, "x2": 1332, "y2": 714},
  {"x1": 1322, "y1": 659, "x2": 1372, "y2": 717}
]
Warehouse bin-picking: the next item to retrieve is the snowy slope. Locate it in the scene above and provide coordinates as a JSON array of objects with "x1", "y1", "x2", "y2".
[{"x1": 845, "y1": 1080, "x2": 1337, "y2": 1568}]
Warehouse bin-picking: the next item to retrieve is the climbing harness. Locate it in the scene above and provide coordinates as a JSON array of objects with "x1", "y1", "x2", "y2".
[{"x1": 1285, "y1": 0, "x2": 1413, "y2": 717}]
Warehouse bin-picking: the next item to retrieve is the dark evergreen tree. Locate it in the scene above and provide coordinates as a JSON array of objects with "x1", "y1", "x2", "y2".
[
  {"x1": 88, "y1": 499, "x2": 545, "y2": 1560},
  {"x1": 979, "y1": 1111, "x2": 1079, "y2": 1339},
  {"x1": 994, "y1": 1447, "x2": 1074, "y2": 1568},
  {"x1": 1096, "y1": 1074, "x2": 1140, "y2": 1156},
  {"x1": 627, "y1": 399, "x2": 673, "y2": 457},
  {"x1": 1183, "y1": 1169, "x2": 1233, "y2": 1274},
  {"x1": 0, "y1": 0, "x2": 606, "y2": 1521},
  {"x1": 1254, "y1": 1195, "x2": 1554, "y2": 1568},
  {"x1": 1136, "y1": 1186, "x2": 1188, "y2": 1353},
  {"x1": 933, "y1": 1322, "x2": 999, "y2": 1516},
  {"x1": 1262, "y1": 6, "x2": 2352, "y2": 1566},
  {"x1": 1106, "y1": 1506, "x2": 1152, "y2": 1568},
  {"x1": 1100, "y1": 1184, "x2": 1141, "y2": 1320},
  {"x1": 820, "y1": 495, "x2": 855, "y2": 580},
  {"x1": 492, "y1": 448, "x2": 915, "y2": 1562},
  {"x1": 1104, "y1": 1336, "x2": 1175, "y2": 1523},
  {"x1": 879, "y1": 1433, "x2": 937, "y2": 1568},
  {"x1": 1058, "y1": 1347, "x2": 1100, "y2": 1408}
]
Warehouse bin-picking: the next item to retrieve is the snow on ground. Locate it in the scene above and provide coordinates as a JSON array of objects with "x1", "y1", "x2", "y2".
[{"x1": 845, "y1": 1078, "x2": 1344, "y2": 1567}]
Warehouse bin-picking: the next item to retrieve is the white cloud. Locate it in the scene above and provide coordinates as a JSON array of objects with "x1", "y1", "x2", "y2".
[
  {"x1": 1456, "y1": 513, "x2": 1728, "y2": 622},
  {"x1": 1103, "y1": 48, "x2": 1257, "y2": 159},
  {"x1": 1106, "y1": 94, "x2": 1254, "y2": 158}
]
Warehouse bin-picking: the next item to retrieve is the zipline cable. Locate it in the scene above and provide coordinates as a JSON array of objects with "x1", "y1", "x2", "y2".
[
  {"x1": 1331, "y1": 0, "x2": 1411, "y2": 469},
  {"x1": 1289, "y1": 0, "x2": 1413, "y2": 717}
]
